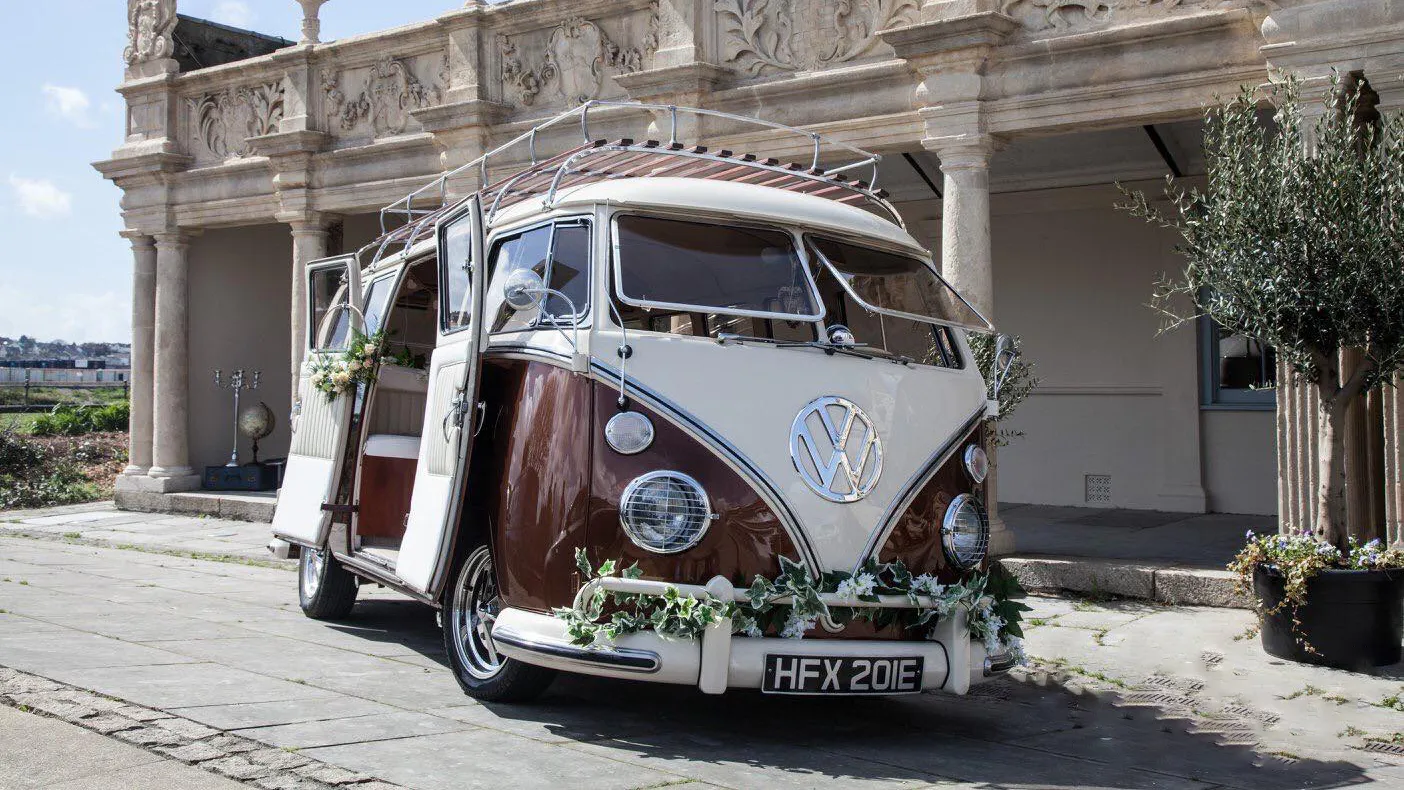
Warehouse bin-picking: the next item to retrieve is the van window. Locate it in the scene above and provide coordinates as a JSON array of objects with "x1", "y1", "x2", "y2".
[
  {"x1": 490, "y1": 220, "x2": 591, "y2": 333},
  {"x1": 811, "y1": 262, "x2": 963, "y2": 368},
  {"x1": 613, "y1": 215, "x2": 821, "y2": 321},
  {"x1": 310, "y1": 267, "x2": 353, "y2": 350},
  {"x1": 362, "y1": 275, "x2": 396, "y2": 337},
  {"x1": 807, "y1": 237, "x2": 988, "y2": 331},
  {"x1": 441, "y1": 212, "x2": 475, "y2": 332}
]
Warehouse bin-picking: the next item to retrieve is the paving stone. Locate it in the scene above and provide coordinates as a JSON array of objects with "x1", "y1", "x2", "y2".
[
  {"x1": 114, "y1": 724, "x2": 188, "y2": 747},
  {"x1": 206, "y1": 733, "x2": 263, "y2": 753},
  {"x1": 294, "y1": 763, "x2": 369, "y2": 785},
  {"x1": 206, "y1": 755, "x2": 277, "y2": 781},
  {"x1": 81, "y1": 714, "x2": 145, "y2": 735},
  {"x1": 1154, "y1": 567, "x2": 1254, "y2": 609},
  {"x1": 154, "y1": 716, "x2": 221, "y2": 740},
  {"x1": 114, "y1": 704, "x2": 174, "y2": 721},
  {"x1": 254, "y1": 775, "x2": 329, "y2": 790},
  {"x1": 246, "y1": 747, "x2": 314, "y2": 770},
  {"x1": 157, "y1": 741, "x2": 230, "y2": 763}
]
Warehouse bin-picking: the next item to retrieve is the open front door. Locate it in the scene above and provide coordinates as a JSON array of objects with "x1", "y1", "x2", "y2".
[
  {"x1": 272, "y1": 255, "x2": 363, "y2": 548},
  {"x1": 396, "y1": 197, "x2": 487, "y2": 595}
]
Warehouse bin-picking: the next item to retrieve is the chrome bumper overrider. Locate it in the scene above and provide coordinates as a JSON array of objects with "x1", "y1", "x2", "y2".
[{"x1": 490, "y1": 575, "x2": 1010, "y2": 695}]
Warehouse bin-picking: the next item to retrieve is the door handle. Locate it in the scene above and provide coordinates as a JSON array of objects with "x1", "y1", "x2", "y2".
[{"x1": 472, "y1": 401, "x2": 487, "y2": 437}]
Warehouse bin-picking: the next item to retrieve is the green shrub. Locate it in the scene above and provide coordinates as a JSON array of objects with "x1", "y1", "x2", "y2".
[{"x1": 29, "y1": 402, "x2": 129, "y2": 436}]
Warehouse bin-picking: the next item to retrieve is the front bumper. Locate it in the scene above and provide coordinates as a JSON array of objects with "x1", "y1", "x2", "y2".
[{"x1": 490, "y1": 575, "x2": 1014, "y2": 695}]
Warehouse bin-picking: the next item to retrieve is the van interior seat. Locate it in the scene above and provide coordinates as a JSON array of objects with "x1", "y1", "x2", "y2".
[{"x1": 364, "y1": 433, "x2": 420, "y2": 460}]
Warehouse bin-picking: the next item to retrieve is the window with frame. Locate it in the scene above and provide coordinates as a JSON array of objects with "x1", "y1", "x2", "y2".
[
  {"x1": 490, "y1": 220, "x2": 592, "y2": 334},
  {"x1": 1199, "y1": 313, "x2": 1276, "y2": 409},
  {"x1": 310, "y1": 266, "x2": 353, "y2": 351},
  {"x1": 440, "y1": 211, "x2": 475, "y2": 333}
]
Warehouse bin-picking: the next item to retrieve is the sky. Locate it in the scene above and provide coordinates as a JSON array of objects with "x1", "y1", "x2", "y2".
[{"x1": 0, "y1": 1, "x2": 477, "y2": 344}]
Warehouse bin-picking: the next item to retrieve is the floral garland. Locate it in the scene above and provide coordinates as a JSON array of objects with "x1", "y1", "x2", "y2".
[
  {"x1": 309, "y1": 330, "x2": 388, "y2": 400},
  {"x1": 554, "y1": 550, "x2": 1029, "y2": 664}
]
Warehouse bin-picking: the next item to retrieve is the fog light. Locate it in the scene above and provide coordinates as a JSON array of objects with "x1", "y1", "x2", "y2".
[
  {"x1": 605, "y1": 411, "x2": 654, "y2": 455},
  {"x1": 941, "y1": 493, "x2": 989, "y2": 569},
  {"x1": 620, "y1": 471, "x2": 711, "y2": 553},
  {"x1": 963, "y1": 444, "x2": 989, "y2": 484}
]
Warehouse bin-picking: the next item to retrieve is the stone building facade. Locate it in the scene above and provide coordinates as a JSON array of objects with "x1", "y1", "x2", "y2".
[{"x1": 99, "y1": 0, "x2": 1404, "y2": 543}]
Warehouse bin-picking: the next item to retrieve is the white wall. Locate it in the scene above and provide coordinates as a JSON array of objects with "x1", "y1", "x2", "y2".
[
  {"x1": 187, "y1": 224, "x2": 293, "y2": 470},
  {"x1": 898, "y1": 180, "x2": 1277, "y2": 515}
]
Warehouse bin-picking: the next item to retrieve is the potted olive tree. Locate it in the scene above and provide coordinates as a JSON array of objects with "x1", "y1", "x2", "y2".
[{"x1": 1122, "y1": 78, "x2": 1404, "y2": 670}]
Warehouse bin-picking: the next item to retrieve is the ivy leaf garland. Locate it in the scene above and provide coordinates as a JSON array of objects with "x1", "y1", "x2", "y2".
[{"x1": 554, "y1": 549, "x2": 1030, "y2": 664}]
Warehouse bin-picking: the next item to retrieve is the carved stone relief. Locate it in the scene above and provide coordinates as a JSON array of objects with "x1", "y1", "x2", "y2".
[
  {"x1": 188, "y1": 82, "x2": 286, "y2": 160},
  {"x1": 998, "y1": 0, "x2": 1274, "y2": 31},
  {"x1": 499, "y1": 9, "x2": 660, "y2": 107},
  {"x1": 124, "y1": 0, "x2": 177, "y2": 65},
  {"x1": 323, "y1": 54, "x2": 448, "y2": 138},
  {"x1": 715, "y1": 0, "x2": 918, "y2": 75}
]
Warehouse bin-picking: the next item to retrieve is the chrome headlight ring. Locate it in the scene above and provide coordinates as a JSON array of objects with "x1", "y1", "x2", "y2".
[
  {"x1": 963, "y1": 443, "x2": 989, "y2": 484},
  {"x1": 619, "y1": 471, "x2": 713, "y2": 554},
  {"x1": 941, "y1": 493, "x2": 990, "y2": 569}
]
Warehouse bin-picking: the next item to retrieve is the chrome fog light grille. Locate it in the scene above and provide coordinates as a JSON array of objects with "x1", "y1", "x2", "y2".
[
  {"x1": 620, "y1": 471, "x2": 712, "y2": 554},
  {"x1": 941, "y1": 493, "x2": 990, "y2": 569}
]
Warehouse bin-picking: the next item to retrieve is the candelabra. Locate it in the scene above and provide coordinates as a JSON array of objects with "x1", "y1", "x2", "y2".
[{"x1": 214, "y1": 369, "x2": 261, "y2": 467}]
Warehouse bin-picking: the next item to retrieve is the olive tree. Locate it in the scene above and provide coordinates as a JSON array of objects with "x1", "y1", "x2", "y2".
[{"x1": 1121, "y1": 78, "x2": 1404, "y2": 550}]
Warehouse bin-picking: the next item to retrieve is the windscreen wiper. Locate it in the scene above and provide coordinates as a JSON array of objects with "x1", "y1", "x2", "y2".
[{"x1": 716, "y1": 334, "x2": 910, "y2": 365}]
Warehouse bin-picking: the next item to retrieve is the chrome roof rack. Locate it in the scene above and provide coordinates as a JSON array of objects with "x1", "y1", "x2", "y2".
[{"x1": 367, "y1": 101, "x2": 898, "y2": 266}]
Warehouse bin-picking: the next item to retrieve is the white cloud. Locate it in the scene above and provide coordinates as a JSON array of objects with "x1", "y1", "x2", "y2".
[
  {"x1": 0, "y1": 288, "x2": 130, "y2": 344},
  {"x1": 42, "y1": 84, "x2": 93, "y2": 128},
  {"x1": 212, "y1": 0, "x2": 254, "y2": 28},
  {"x1": 8, "y1": 175, "x2": 73, "y2": 220}
]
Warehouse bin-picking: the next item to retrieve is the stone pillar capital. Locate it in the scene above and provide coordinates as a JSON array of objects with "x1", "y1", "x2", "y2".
[
  {"x1": 152, "y1": 230, "x2": 196, "y2": 248},
  {"x1": 120, "y1": 230, "x2": 157, "y2": 248},
  {"x1": 280, "y1": 212, "x2": 338, "y2": 235},
  {"x1": 296, "y1": 0, "x2": 330, "y2": 45},
  {"x1": 926, "y1": 137, "x2": 1004, "y2": 169}
]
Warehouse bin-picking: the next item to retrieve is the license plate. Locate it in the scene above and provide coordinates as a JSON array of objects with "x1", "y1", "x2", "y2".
[{"x1": 762, "y1": 655, "x2": 924, "y2": 695}]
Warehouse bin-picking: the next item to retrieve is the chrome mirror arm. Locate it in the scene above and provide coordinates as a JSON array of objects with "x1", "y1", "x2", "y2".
[{"x1": 607, "y1": 300, "x2": 633, "y2": 409}]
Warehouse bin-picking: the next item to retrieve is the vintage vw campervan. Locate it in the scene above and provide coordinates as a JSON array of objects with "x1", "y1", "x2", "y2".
[{"x1": 269, "y1": 102, "x2": 1026, "y2": 703}]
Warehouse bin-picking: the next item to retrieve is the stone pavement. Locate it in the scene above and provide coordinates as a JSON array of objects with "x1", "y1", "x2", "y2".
[
  {"x1": 0, "y1": 505, "x2": 1402, "y2": 790},
  {"x1": 0, "y1": 704, "x2": 247, "y2": 790}
]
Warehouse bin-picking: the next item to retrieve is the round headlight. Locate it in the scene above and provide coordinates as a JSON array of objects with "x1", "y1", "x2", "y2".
[
  {"x1": 620, "y1": 471, "x2": 712, "y2": 553},
  {"x1": 963, "y1": 444, "x2": 989, "y2": 484},
  {"x1": 605, "y1": 411, "x2": 654, "y2": 455},
  {"x1": 941, "y1": 493, "x2": 990, "y2": 569}
]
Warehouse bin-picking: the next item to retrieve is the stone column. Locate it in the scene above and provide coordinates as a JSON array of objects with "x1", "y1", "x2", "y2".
[
  {"x1": 296, "y1": 0, "x2": 329, "y2": 45},
  {"x1": 122, "y1": 233, "x2": 157, "y2": 476},
  {"x1": 148, "y1": 231, "x2": 199, "y2": 489},
  {"x1": 287, "y1": 218, "x2": 331, "y2": 390},
  {"x1": 930, "y1": 138, "x2": 1014, "y2": 556}
]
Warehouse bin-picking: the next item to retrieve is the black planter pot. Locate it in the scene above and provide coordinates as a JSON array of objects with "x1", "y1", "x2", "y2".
[{"x1": 1253, "y1": 564, "x2": 1404, "y2": 670}]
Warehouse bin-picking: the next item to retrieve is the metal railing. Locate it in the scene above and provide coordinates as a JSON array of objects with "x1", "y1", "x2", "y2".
[{"x1": 367, "y1": 101, "x2": 899, "y2": 266}]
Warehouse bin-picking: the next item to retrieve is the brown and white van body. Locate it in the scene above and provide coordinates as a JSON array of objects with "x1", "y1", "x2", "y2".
[{"x1": 270, "y1": 102, "x2": 1015, "y2": 702}]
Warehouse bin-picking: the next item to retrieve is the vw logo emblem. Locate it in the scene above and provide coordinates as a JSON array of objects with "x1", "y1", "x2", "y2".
[{"x1": 789, "y1": 396, "x2": 883, "y2": 503}]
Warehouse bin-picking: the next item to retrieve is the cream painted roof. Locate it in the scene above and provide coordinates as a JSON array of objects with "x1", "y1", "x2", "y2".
[{"x1": 493, "y1": 177, "x2": 926, "y2": 255}]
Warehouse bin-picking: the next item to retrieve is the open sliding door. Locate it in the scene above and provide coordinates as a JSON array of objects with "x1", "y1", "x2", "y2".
[
  {"x1": 271, "y1": 255, "x2": 362, "y2": 548},
  {"x1": 396, "y1": 197, "x2": 487, "y2": 596}
]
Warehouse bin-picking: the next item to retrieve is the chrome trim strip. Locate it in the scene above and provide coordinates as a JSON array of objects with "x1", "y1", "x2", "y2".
[
  {"x1": 852, "y1": 405, "x2": 987, "y2": 574},
  {"x1": 984, "y1": 653, "x2": 1017, "y2": 677},
  {"x1": 491, "y1": 624, "x2": 660, "y2": 673},
  {"x1": 590, "y1": 359, "x2": 823, "y2": 575}
]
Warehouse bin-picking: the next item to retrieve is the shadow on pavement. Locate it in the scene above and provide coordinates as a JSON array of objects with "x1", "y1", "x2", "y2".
[{"x1": 317, "y1": 599, "x2": 1375, "y2": 789}]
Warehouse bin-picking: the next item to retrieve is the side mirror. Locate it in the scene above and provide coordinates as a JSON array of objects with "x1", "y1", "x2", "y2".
[
  {"x1": 502, "y1": 268, "x2": 546, "y2": 312},
  {"x1": 991, "y1": 333, "x2": 1020, "y2": 404}
]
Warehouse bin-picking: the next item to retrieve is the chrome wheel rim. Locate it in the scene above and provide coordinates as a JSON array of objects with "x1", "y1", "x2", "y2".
[
  {"x1": 450, "y1": 548, "x2": 502, "y2": 680},
  {"x1": 301, "y1": 547, "x2": 325, "y2": 599}
]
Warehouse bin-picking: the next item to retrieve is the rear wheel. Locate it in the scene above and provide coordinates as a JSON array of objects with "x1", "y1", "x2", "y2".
[
  {"x1": 443, "y1": 545, "x2": 555, "y2": 702},
  {"x1": 298, "y1": 546, "x2": 358, "y2": 620}
]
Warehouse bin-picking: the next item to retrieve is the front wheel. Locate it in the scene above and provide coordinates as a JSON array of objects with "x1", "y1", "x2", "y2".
[
  {"x1": 442, "y1": 545, "x2": 555, "y2": 702},
  {"x1": 298, "y1": 546, "x2": 358, "y2": 620}
]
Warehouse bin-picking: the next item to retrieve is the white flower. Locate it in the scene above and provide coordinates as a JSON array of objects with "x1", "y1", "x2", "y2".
[
  {"x1": 347, "y1": 359, "x2": 361, "y2": 372},
  {"x1": 913, "y1": 573, "x2": 944, "y2": 597},
  {"x1": 835, "y1": 573, "x2": 876, "y2": 599},
  {"x1": 780, "y1": 614, "x2": 816, "y2": 639}
]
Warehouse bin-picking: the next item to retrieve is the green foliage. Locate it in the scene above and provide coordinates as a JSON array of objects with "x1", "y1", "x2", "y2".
[
  {"x1": 556, "y1": 549, "x2": 1031, "y2": 660},
  {"x1": 0, "y1": 428, "x2": 98, "y2": 510},
  {"x1": 1121, "y1": 77, "x2": 1404, "y2": 389},
  {"x1": 967, "y1": 333, "x2": 1039, "y2": 447},
  {"x1": 29, "y1": 402, "x2": 129, "y2": 436}
]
